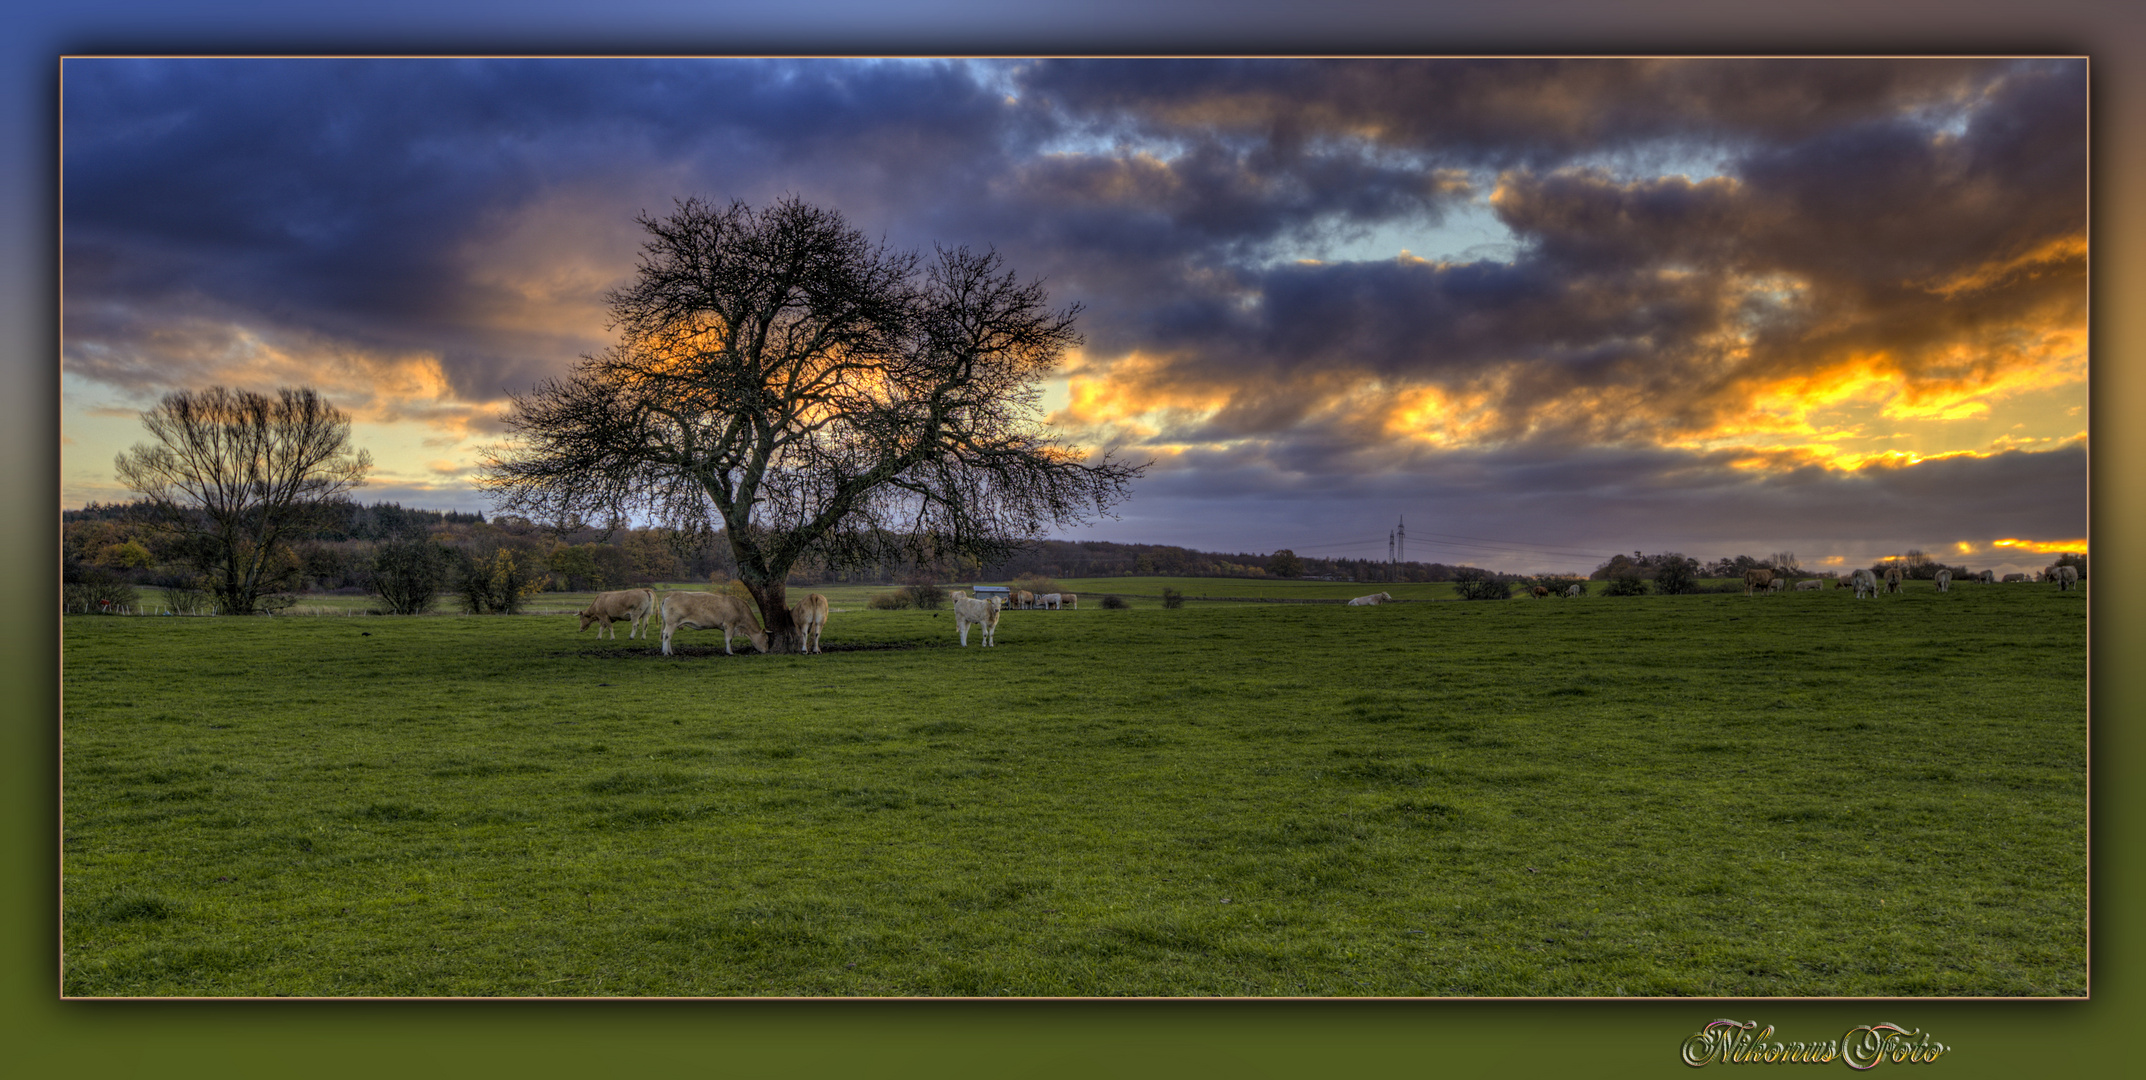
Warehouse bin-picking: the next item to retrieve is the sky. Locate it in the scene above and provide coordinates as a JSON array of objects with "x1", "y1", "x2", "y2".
[{"x1": 59, "y1": 56, "x2": 2087, "y2": 576}]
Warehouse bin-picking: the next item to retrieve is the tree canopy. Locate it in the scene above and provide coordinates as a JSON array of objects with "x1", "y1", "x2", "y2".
[{"x1": 481, "y1": 196, "x2": 1144, "y2": 648}]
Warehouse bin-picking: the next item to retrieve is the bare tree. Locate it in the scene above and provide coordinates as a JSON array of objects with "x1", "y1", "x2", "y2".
[
  {"x1": 114, "y1": 386, "x2": 373, "y2": 615},
  {"x1": 480, "y1": 196, "x2": 1144, "y2": 650}
]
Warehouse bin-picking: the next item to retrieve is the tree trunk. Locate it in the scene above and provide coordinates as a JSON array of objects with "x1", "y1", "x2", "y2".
[{"x1": 745, "y1": 579, "x2": 796, "y2": 654}]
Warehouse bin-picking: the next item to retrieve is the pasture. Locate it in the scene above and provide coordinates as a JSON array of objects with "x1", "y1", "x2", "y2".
[{"x1": 61, "y1": 579, "x2": 2086, "y2": 997}]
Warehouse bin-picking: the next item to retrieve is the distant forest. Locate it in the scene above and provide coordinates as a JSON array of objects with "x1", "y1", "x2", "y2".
[{"x1": 63, "y1": 498, "x2": 2070, "y2": 596}]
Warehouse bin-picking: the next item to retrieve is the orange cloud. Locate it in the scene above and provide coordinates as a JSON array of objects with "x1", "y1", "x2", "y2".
[{"x1": 1991, "y1": 537, "x2": 2088, "y2": 555}]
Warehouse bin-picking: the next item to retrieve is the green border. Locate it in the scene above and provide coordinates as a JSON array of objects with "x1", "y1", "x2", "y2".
[{"x1": 12, "y1": 7, "x2": 2137, "y2": 1078}]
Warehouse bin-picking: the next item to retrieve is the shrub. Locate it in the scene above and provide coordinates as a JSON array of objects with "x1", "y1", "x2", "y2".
[
  {"x1": 453, "y1": 549, "x2": 546, "y2": 614},
  {"x1": 63, "y1": 573, "x2": 140, "y2": 615},
  {"x1": 370, "y1": 537, "x2": 453, "y2": 615},
  {"x1": 1452, "y1": 577, "x2": 1511, "y2": 601},
  {"x1": 868, "y1": 591, "x2": 913, "y2": 610},
  {"x1": 1160, "y1": 588, "x2": 1185, "y2": 609},
  {"x1": 162, "y1": 574, "x2": 213, "y2": 615},
  {"x1": 1603, "y1": 575, "x2": 1649, "y2": 596},
  {"x1": 903, "y1": 583, "x2": 948, "y2": 610},
  {"x1": 1652, "y1": 555, "x2": 1700, "y2": 595},
  {"x1": 1100, "y1": 594, "x2": 1129, "y2": 610}
]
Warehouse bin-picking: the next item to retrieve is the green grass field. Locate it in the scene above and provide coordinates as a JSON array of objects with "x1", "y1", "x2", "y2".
[{"x1": 60, "y1": 578, "x2": 2086, "y2": 997}]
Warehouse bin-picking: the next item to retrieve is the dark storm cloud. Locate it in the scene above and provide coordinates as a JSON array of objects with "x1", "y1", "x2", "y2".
[
  {"x1": 63, "y1": 57, "x2": 2085, "y2": 560},
  {"x1": 1062, "y1": 58, "x2": 2085, "y2": 451}
]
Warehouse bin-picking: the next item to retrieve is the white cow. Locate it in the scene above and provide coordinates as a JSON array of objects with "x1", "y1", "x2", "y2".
[
  {"x1": 2052, "y1": 565, "x2": 2079, "y2": 591},
  {"x1": 1346, "y1": 592, "x2": 1393, "y2": 606},
  {"x1": 1935, "y1": 569, "x2": 1952, "y2": 593},
  {"x1": 578, "y1": 588, "x2": 656, "y2": 640},
  {"x1": 1852, "y1": 568, "x2": 1878, "y2": 599},
  {"x1": 1980, "y1": 570, "x2": 1995, "y2": 584},
  {"x1": 1036, "y1": 593, "x2": 1062, "y2": 610},
  {"x1": 789, "y1": 592, "x2": 829, "y2": 654},
  {"x1": 660, "y1": 592, "x2": 770, "y2": 656},
  {"x1": 1564, "y1": 583, "x2": 1584, "y2": 598},
  {"x1": 1768, "y1": 577, "x2": 1786, "y2": 593},
  {"x1": 1794, "y1": 579, "x2": 1822, "y2": 591},
  {"x1": 2003, "y1": 573, "x2": 2029, "y2": 583},
  {"x1": 953, "y1": 595, "x2": 1002, "y2": 646}
]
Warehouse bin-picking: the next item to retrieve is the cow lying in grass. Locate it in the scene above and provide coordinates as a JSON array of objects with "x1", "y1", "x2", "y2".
[
  {"x1": 1346, "y1": 592, "x2": 1392, "y2": 606},
  {"x1": 660, "y1": 591, "x2": 770, "y2": 656},
  {"x1": 790, "y1": 592, "x2": 829, "y2": 654},
  {"x1": 1794, "y1": 579, "x2": 1822, "y2": 591},
  {"x1": 578, "y1": 588, "x2": 656, "y2": 640},
  {"x1": 953, "y1": 595, "x2": 1001, "y2": 647},
  {"x1": 2003, "y1": 573, "x2": 2028, "y2": 583}
]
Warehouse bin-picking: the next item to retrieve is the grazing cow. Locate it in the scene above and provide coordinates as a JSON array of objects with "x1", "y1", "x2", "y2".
[
  {"x1": 1884, "y1": 567, "x2": 1904, "y2": 594},
  {"x1": 2052, "y1": 565, "x2": 2079, "y2": 591},
  {"x1": 1061, "y1": 593, "x2": 1078, "y2": 610},
  {"x1": 1852, "y1": 568, "x2": 1878, "y2": 599},
  {"x1": 1036, "y1": 592, "x2": 1062, "y2": 610},
  {"x1": 1346, "y1": 592, "x2": 1393, "y2": 606},
  {"x1": 2003, "y1": 573, "x2": 2029, "y2": 583},
  {"x1": 578, "y1": 588, "x2": 657, "y2": 640},
  {"x1": 1794, "y1": 579, "x2": 1822, "y2": 591},
  {"x1": 1935, "y1": 569, "x2": 1952, "y2": 593},
  {"x1": 953, "y1": 595, "x2": 1001, "y2": 646},
  {"x1": 1013, "y1": 590, "x2": 1035, "y2": 610},
  {"x1": 659, "y1": 591, "x2": 770, "y2": 657},
  {"x1": 1530, "y1": 585, "x2": 1550, "y2": 599},
  {"x1": 1564, "y1": 583, "x2": 1584, "y2": 597},
  {"x1": 1980, "y1": 570, "x2": 1995, "y2": 584},
  {"x1": 1743, "y1": 568, "x2": 1776, "y2": 596},
  {"x1": 789, "y1": 592, "x2": 829, "y2": 654}
]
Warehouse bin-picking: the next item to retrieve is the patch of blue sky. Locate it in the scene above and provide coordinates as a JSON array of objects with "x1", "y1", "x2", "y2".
[{"x1": 1274, "y1": 197, "x2": 1519, "y2": 268}]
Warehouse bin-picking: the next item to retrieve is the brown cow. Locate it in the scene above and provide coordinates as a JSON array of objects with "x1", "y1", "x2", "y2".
[
  {"x1": 1884, "y1": 567, "x2": 1904, "y2": 594},
  {"x1": 578, "y1": 588, "x2": 657, "y2": 640},
  {"x1": 660, "y1": 591, "x2": 770, "y2": 656},
  {"x1": 1742, "y1": 568, "x2": 1775, "y2": 596},
  {"x1": 789, "y1": 592, "x2": 829, "y2": 653}
]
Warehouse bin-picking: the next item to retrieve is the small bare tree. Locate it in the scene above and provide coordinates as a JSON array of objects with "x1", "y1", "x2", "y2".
[
  {"x1": 114, "y1": 386, "x2": 372, "y2": 615},
  {"x1": 481, "y1": 196, "x2": 1144, "y2": 650}
]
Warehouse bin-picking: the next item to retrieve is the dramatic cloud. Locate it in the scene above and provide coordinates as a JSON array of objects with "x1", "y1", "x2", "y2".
[{"x1": 61, "y1": 57, "x2": 2086, "y2": 572}]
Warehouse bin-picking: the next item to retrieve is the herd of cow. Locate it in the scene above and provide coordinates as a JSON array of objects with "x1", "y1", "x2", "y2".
[
  {"x1": 572, "y1": 585, "x2": 1084, "y2": 655},
  {"x1": 577, "y1": 563, "x2": 2082, "y2": 656},
  {"x1": 1736, "y1": 564, "x2": 2081, "y2": 598}
]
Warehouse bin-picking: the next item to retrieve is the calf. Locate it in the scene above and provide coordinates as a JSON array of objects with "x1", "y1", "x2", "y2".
[
  {"x1": 789, "y1": 592, "x2": 829, "y2": 653},
  {"x1": 953, "y1": 595, "x2": 1001, "y2": 646},
  {"x1": 578, "y1": 588, "x2": 657, "y2": 640},
  {"x1": 660, "y1": 591, "x2": 770, "y2": 656}
]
